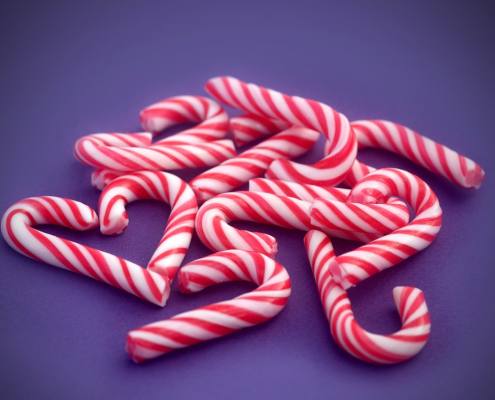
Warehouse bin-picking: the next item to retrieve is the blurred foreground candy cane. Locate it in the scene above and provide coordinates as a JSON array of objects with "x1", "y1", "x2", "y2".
[
  {"x1": 126, "y1": 250, "x2": 291, "y2": 363},
  {"x1": 205, "y1": 76, "x2": 357, "y2": 185}
]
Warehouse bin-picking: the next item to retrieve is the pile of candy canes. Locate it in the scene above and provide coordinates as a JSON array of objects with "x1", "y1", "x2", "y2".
[{"x1": 2, "y1": 76, "x2": 485, "y2": 365}]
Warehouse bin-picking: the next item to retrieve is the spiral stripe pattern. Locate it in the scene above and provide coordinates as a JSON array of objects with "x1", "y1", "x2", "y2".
[
  {"x1": 205, "y1": 76, "x2": 357, "y2": 185},
  {"x1": 330, "y1": 168, "x2": 443, "y2": 288},
  {"x1": 230, "y1": 114, "x2": 288, "y2": 147},
  {"x1": 196, "y1": 190, "x2": 410, "y2": 256},
  {"x1": 74, "y1": 133, "x2": 236, "y2": 172},
  {"x1": 1, "y1": 196, "x2": 169, "y2": 306},
  {"x1": 304, "y1": 230, "x2": 431, "y2": 364},
  {"x1": 190, "y1": 127, "x2": 319, "y2": 202},
  {"x1": 140, "y1": 95, "x2": 229, "y2": 143},
  {"x1": 99, "y1": 171, "x2": 198, "y2": 282},
  {"x1": 126, "y1": 249, "x2": 291, "y2": 363}
]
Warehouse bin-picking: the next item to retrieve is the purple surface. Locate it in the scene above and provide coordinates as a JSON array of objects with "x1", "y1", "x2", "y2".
[{"x1": 1, "y1": 1, "x2": 494, "y2": 399}]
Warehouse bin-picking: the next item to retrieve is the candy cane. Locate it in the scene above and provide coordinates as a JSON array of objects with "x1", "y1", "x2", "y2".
[
  {"x1": 334, "y1": 120, "x2": 484, "y2": 188},
  {"x1": 140, "y1": 95, "x2": 229, "y2": 143},
  {"x1": 74, "y1": 133, "x2": 236, "y2": 172},
  {"x1": 325, "y1": 168, "x2": 443, "y2": 288},
  {"x1": 229, "y1": 113, "x2": 484, "y2": 189},
  {"x1": 126, "y1": 249, "x2": 291, "y2": 362},
  {"x1": 249, "y1": 177, "x2": 348, "y2": 202},
  {"x1": 190, "y1": 127, "x2": 319, "y2": 202},
  {"x1": 249, "y1": 178, "x2": 410, "y2": 241},
  {"x1": 195, "y1": 190, "x2": 410, "y2": 256},
  {"x1": 205, "y1": 76, "x2": 357, "y2": 185},
  {"x1": 304, "y1": 230, "x2": 431, "y2": 364},
  {"x1": 1, "y1": 196, "x2": 169, "y2": 306},
  {"x1": 98, "y1": 171, "x2": 197, "y2": 283},
  {"x1": 230, "y1": 114, "x2": 287, "y2": 147}
]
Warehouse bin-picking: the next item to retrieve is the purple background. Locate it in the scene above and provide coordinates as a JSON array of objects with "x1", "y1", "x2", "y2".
[{"x1": 1, "y1": 1, "x2": 494, "y2": 399}]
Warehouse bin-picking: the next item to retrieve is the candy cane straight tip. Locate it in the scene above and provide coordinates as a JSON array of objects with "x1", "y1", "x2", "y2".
[
  {"x1": 304, "y1": 230, "x2": 431, "y2": 364},
  {"x1": 126, "y1": 250, "x2": 291, "y2": 363},
  {"x1": 348, "y1": 120, "x2": 485, "y2": 189}
]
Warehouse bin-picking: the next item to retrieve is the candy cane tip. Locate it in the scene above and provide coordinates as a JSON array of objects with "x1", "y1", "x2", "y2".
[
  {"x1": 125, "y1": 334, "x2": 146, "y2": 363},
  {"x1": 465, "y1": 166, "x2": 485, "y2": 189},
  {"x1": 100, "y1": 211, "x2": 129, "y2": 235}
]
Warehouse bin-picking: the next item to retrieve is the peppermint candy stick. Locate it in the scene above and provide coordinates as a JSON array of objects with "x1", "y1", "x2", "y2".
[
  {"x1": 1, "y1": 196, "x2": 168, "y2": 306},
  {"x1": 329, "y1": 168, "x2": 443, "y2": 288},
  {"x1": 140, "y1": 95, "x2": 229, "y2": 143},
  {"x1": 304, "y1": 230, "x2": 430, "y2": 364},
  {"x1": 99, "y1": 171, "x2": 197, "y2": 282},
  {"x1": 249, "y1": 178, "x2": 410, "y2": 242},
  {"x1": 230, "y1": 114, "x2": 287, "y2": 147},
  {"x1": 249, "y1": 177, "x2": 348, "y2": 202},
  {"x1": 195, "y1": 191, "x2": 409, "y2": 256},
  {"x1": 126, "y1": 250, "x2": 291, "y2": 363},
  {"x1": 190, "y1": 127, "x2": 319, "y2": 202},
  {"x1": 205, "y1": 76, "x2": 357, "y2": 185},
  {"x1": 230, "y1": 113, "x2": 484, "y2": 189},
  {"x1": 74, "y1": 133, "x2": 236, "y2": 172}
]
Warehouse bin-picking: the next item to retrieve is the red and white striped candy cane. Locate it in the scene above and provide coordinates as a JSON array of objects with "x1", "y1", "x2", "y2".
[
  {"x1": 1, "y1": 196, "x2": 169, "y2": 306},
  {"x1": 140, "y1": 95, "x2": 229, "y2": 143},
  {"x1": 229, "y1": 113, "x2": 484, "y2": 189},
  {"x1": 249, "y1": 177, "x2": 349, "y2": 202},
  {"x1": 326, "y1": 168, "x2": 443, "y2": 288},
  {"x1": 205, "y1": 76, "x2": 357, "y2": 186},
  {"x1": 98, "y1": 171, "x2": 197, "y2": 283},
  {"x1": 304, "y1": 230, "x2": 430, "y2": 364},
  {"x1": 230, "y1": 114, "x2": 287, "y2": 147},
  {"x1": 190, "y1": 127, "x2": 319, "y2": 203},
  {"x1": 328, "y1": 120, "x2": 484, "y2": 188},
  {"x1": 249, "y1": 178, "x2": 410, "y2": 242},
  {"x1": 195, "y1": 190, "x2": 410, "y2": 256},
  {"x1": 74, "y1": 133, "x2": 236, "y2": 173},
  {"x1": 126, "y1": 249, "x2": 291, "y2": 363}
]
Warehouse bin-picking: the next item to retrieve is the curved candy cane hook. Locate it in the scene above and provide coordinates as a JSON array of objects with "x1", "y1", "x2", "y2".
[
  {"x1": 304, "y1": 230, "x2": 430, "y2": 364},
  {"x1": 126, "y1": 249, "x2": 291, "y2": 363},
  {"x1": 195, "y1": 190, "x2": 410, "y2": 257},
  {"x1": 85, "y1": 95, "x2": 233, "y2": 189},
  {"x1": 205, "y1": 76, "x2": 358, "y2": 186},
  {"x1": 140, "y1": 95, "x2": 229, "y2": 142},
  {"x1": 227, "y1": 113, "x2": 484, "y2": 189},
  {"x1": 1, "y1": 196, "x2": 169, "y2": 306},
  {"x1": 323, "y1": 167, "x2": 443, "y2": 288},
  {"x1": 98, "y1": 170, "x2": 198, "y2": 284}
]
